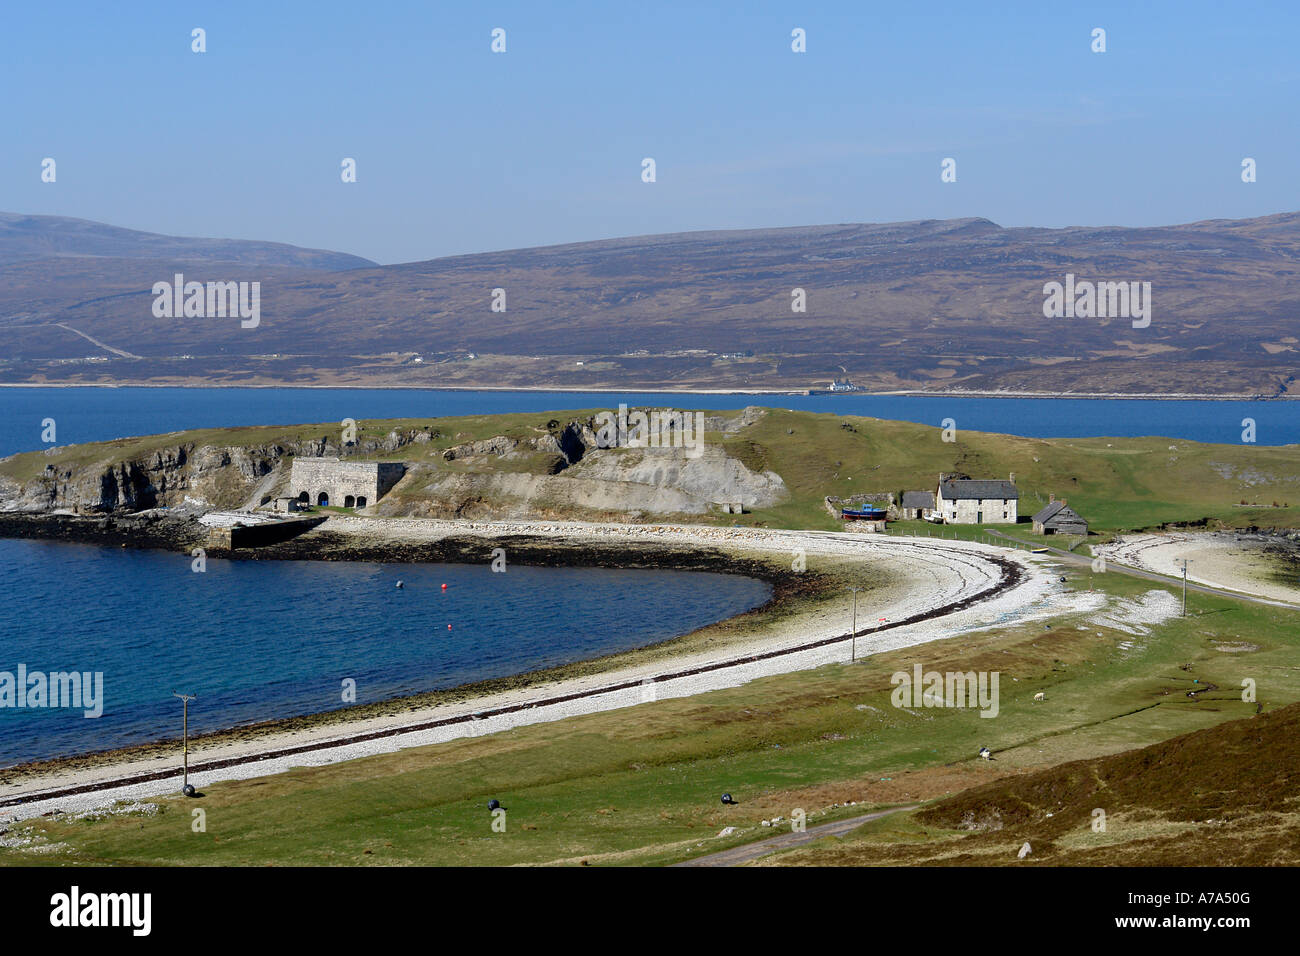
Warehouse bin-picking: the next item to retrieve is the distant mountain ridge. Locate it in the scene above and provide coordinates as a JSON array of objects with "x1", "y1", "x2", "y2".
[
  {"x1": 0, "y1": 212, "x2": 375, "y2": 271},
  {"x1": 1, "y1": 211, "x2": 1297, "y2": 395}
]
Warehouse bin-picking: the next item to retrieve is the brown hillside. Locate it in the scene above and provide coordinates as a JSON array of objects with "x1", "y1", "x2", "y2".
[
  {"x1": 3, "y1": 213, "x2": 1299, "y2": 394},
  {"x1": 766, "y1": 702, "x2": 1300, "y2": 866}
]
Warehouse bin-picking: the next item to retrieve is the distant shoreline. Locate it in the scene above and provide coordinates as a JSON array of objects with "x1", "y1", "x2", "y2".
[{"x1": 0, "y1": 382, "x2": 1292, "y2": 401}]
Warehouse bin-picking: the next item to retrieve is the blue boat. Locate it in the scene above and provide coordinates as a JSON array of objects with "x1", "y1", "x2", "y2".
[{"x1": 841, "y1": 504, "x2": 887, "y2": 520}]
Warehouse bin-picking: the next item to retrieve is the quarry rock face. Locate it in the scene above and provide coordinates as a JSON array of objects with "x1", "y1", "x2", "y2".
[
  {"x1": 439, "y1": 423, "x2": 594, "y2": 466},
  {"x1": 0, "y1": 443, "x2": 272, "y2": 513},
  {"x1": 567, "y1": 446, "x2": 786, "y2": 510}
]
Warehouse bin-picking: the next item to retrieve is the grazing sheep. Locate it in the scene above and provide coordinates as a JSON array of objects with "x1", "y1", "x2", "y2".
[{"x1": 1033, "y1": 692, "x2": 1046, "y2": 702}]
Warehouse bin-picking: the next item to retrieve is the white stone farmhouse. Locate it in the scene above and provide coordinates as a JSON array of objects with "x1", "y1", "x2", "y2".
[{"x1": 935, "y1": 473, "x2": 1019, "y2": 524}]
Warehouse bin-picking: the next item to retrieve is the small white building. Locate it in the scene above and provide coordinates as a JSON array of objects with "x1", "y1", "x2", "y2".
[{"x1": 935, "y1": 474, "x2": 1019, "y2": 524}]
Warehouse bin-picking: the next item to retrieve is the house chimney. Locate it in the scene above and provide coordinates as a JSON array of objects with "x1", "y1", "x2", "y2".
[
  {"x1": 1060, "y1": 498, "x2": 1066, "y2": 506},
  {"x1": 1049, "y1": 493, "x2": 1055, "y2": 503},
  {"x1": 1009, "y1": 472, "x2": 1016, "y2": 484}
]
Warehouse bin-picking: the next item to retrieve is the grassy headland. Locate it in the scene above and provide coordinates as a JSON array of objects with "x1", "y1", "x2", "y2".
[{"x1": 3, "y1": 407, "x2": 1297, "y2": 535}]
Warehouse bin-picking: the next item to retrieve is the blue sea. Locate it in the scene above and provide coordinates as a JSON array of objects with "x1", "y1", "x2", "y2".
[
  {"x1": 0, "y1": 539, "x2": 770, "y2": 767},
  {"x1": 0, "y1": 386, "x2": 1295, "y2": 458}
]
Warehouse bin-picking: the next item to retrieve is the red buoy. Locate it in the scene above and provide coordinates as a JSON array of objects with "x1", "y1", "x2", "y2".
[
  {"x1": 447, "y1": 624, "x2": 453, "y2": 630},
  {"x1": 441, "y1": 583, "x2": 448, "y2": 590}
]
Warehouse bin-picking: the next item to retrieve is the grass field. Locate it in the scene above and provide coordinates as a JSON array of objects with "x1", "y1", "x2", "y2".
[{"x1": 722, "y1": 409, "x2": 1300, "y2": 533}]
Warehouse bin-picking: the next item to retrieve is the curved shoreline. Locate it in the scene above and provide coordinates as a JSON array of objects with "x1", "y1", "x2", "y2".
[
  {"x1": 1094, "y1": 531, "x2": 1300, "y2": 604},
  {"x1": 0, "y1": 518, "x2": 1065, "y2": 820},
  {"x1": 0, "y1": 516, "x2": 842, "y2": 779},
  {"x1": 0, "y1": 545, "x2": 814, "y2": 777}
]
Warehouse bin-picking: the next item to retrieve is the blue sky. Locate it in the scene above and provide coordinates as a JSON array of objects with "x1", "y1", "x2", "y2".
[{"x1": 2, "y1": 1, "x2": 1297, "y2": 264}]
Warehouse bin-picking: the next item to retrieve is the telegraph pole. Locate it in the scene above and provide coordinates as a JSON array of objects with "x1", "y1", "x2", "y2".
[
  {"x1": 173, "y1": 691, "x2": 197, "y2": 794},
  {"x1": 1177, "y1": 559, "x2": 1190, "y2": 616},
  {"x1": 847, "y1": 586, "x2": 862, "y2": 662}
]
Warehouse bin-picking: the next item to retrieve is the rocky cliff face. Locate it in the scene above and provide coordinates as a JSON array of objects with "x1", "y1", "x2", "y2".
[
  {"x1": 440, "y1": 422, "x2": 595, "y2": 465},
  {"x1": 1, "y1": 444, "x2": 272, "y2": 513},
  {"x1": 0, "y1": 428, "x2": 439, "y2": 514}
]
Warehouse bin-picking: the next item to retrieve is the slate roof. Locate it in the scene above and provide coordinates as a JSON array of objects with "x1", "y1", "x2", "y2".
[
  {"x1": 902, "y1": 491, "x2": 936, "y2": 509},
  {"x1": 938, "y1": 478, "x2": 1019, "y2": 500},
  {"x1": 1031, "y1": 500, "x2": 1067, "y2": 524},
  {"x1": 1033, "y1": 500, "x2": 1087, "y2": 526}
]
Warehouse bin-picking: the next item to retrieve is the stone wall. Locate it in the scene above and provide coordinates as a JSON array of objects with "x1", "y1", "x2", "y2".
[{"x1": 824, "y1": 493, "x2": 897, "y2": 521}]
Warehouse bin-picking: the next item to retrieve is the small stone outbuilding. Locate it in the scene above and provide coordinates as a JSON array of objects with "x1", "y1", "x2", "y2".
[
  {"x1": 900, "y1": 490, "x2": 937, "y2": 520},
  {"x1": 1032, "y1": 496, "x2": 1089, "y2": 535}
]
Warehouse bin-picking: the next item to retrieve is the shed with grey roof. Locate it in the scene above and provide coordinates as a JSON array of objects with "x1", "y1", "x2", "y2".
[
  {"x1": 901, "y1": 490, "x2": 937, "y2": 520},
  {"x1": 1032, "y1": 496, "x2": 1088, "y2": 535}
]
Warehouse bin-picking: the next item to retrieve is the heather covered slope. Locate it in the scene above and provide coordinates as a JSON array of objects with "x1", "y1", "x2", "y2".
[
  {"x1": 2, "y1": 213, "x2": 1299, "y2": 393},
  {"x1": 757, "y1": 701, "x2": 1300, "y2": 867}
]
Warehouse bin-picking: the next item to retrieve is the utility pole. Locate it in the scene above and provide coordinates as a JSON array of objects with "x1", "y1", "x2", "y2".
[
  {"x1": 1177, "y1": 559, "x2": 1190, "y2": 616},
  {"x1": 173, "y1": 691, "x2": 197, "y2": 794},
  {"x1": 847, "y1": 586, "x2": 862, "y2": 662}
]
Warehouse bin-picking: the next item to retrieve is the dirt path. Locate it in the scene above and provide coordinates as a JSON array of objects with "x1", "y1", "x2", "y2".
[
  {"x1": 674, "y1": 804, "x2": 919, "y2": 867},
  {"x1": 54, "y1": 322, "x2": 142, "y2": 359}
]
